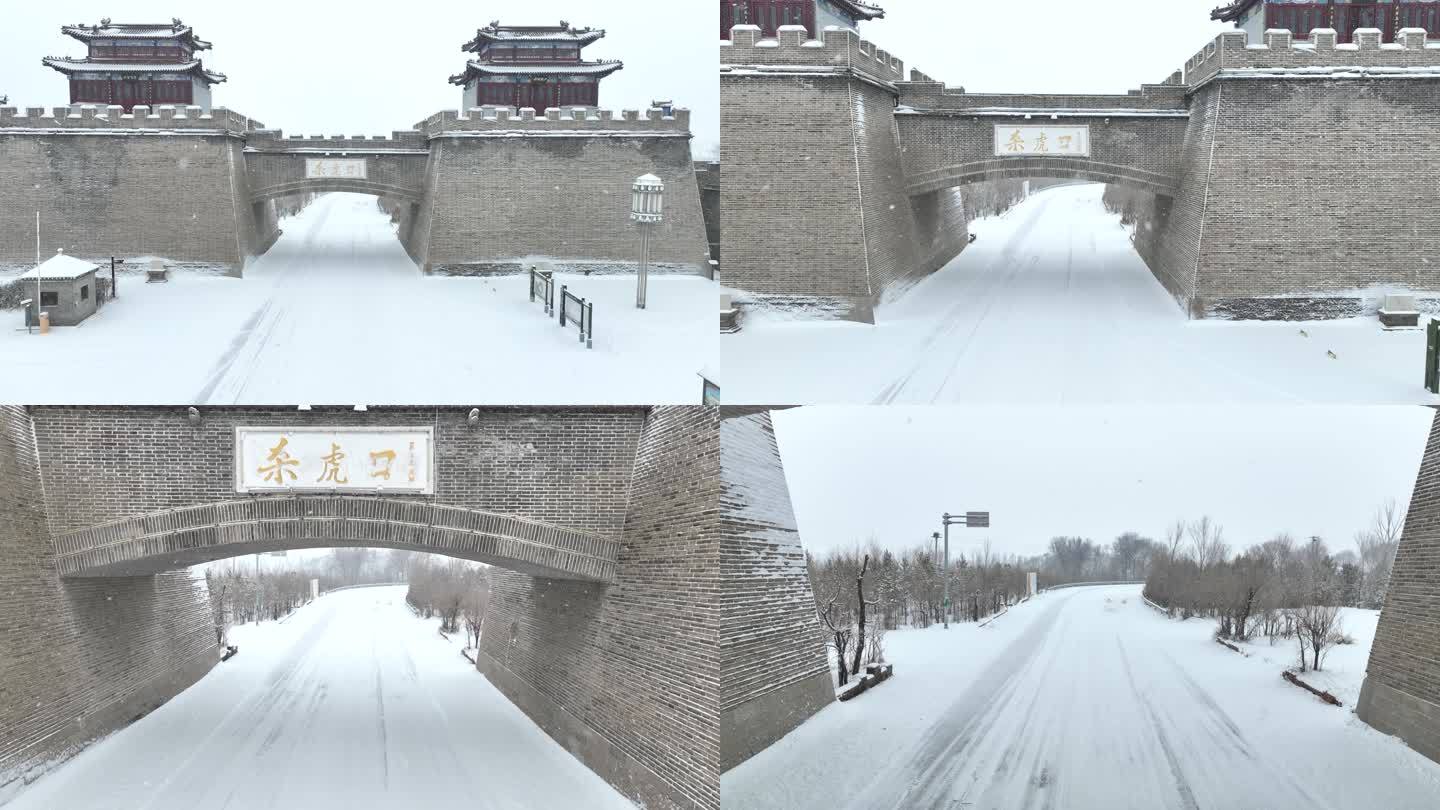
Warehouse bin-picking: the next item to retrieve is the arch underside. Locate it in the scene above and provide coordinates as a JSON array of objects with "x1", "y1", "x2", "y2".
[
  {"x1": 250, "y1": 178, "x2": 424, "y2": 204},
  {"x1": 907, "y1": 158, "x2": 1178, "y2": 198},
  {"x1": 53, "y1": 497, "x2": 617, "y2": 583}
]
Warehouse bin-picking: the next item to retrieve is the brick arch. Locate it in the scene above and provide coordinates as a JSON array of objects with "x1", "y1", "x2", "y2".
[
  {"x1": 53, "y1": 496, "x2": 618, "y2": 582},
  {"x1": 905, "y1": 158, "x2": 1179, "y2": 198},
  {"x1": 248, "y1": 177, "x2": 425, "y2": 204}
]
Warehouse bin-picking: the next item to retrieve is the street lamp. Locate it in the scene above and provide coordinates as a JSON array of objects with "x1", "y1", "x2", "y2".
[
  {"x1": 941, "y1": 510, "x2": 991, "y2": 629},
  {"x1": 631, "y1": 173, "x2": 664, "y2": 309}
]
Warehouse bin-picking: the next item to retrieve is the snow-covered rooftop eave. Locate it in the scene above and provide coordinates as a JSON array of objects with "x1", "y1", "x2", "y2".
[
  {"x1": 40, "y1": 57, "x2": 227, "y2": 84},
  {"x1": 453, "y1": 60, "x2": 625, "y2": 79},
  {"x1": 1210, "y1": 0, "x2": 1259, "y2": 23},
  {"x1": 463, "y1": 29, "x2": 606, "y2": 50},
  {"x1": 60, "y1": 24, "x2": 210, "y2": 49},
  {"x1": 834, "y1": 0, "x2": 886, "y2": 21}
]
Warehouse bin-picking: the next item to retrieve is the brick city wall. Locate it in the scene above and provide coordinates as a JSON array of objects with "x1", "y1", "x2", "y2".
[
  {"x1": 696, "y1": 161, "x2": 721, "y2": 263},
  {"x1": 1, "y1": 104, "x2": 709, "y2": 278},
  {"x1": 0, "y1": 105, "x2": 262, "y2": 274},
  {"x1": 476, "y1": 406, "x2": 720, "y2": 810},
  {"x1": 721, "y1": 25, "x2": 950, "y2": 321},
  {"x1": 4, "y1": 406, "x2": 726, "y2": 807},
  {"x1": 1359, "y1": 409, "x2": 1440, "y2": 764},
  {"x1": 1182, "y1": 73, "x2": 1440, "y2": 318},
  {"x1": 719, "y1": 410, "x2": 832, "y2": 771},
  {"x1": 1185, "y1": 28, "x2": 1440, "y2": 88},
  {"x1": 896, "y1": 111, "x2": 1189, "y2": 197},
  {"x1": 0, "y1": 406, "x2": 217, "y2": 791},
  {"x1": 27, "y1": 407, "x2": 644, "y2": 539},
  {"x1": 412, "y1": 108, "x2": 711, "y2": 275},
  {"x1": 721, "y1": 22, "x2": 1440, "y2": 320}
]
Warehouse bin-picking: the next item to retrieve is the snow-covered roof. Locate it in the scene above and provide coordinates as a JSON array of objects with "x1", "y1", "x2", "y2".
[
  {"x1": 61, "y1": 20, "x2": 212, "y2": 50},
  {"x1": 463, "y1": 22, "x2": 606, "y2": 51},
  {"x1": 450, "y1": 60, "x2": 624, "y2": 83},
  {"x1": 1211, "y1": 0, "x2": 1261, "y2": 23},
  {"x1": 833, "y1": 0, "x2": 886, "y2": 21},
  {"x1": 18, "y1": 252, "x2": 99, "y2": 280},
  {"x1": 41, "y1": 57, "x2": 227, "y2": 84}
]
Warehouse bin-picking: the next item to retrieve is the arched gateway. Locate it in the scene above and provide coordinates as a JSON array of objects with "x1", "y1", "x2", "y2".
[
  {"x1": 0, "y1": 405, "x2": 719, "y2": 810},
  {"x1": 722, "y1": 23, "x2": 1440, "y2": 322}
]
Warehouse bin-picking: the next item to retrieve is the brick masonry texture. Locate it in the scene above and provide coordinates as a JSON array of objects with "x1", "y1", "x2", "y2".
[
  {"x1": 721, "y1": 26, "x2": 965, "y2": 320},
  {"x1": 0, "y1": 405, "x2": 217, "y2": 790},
  {"x1": 721, "y1": 26, "x2": 1440, "y2": 321},
  {"x1": 0, "y1": 104, "x2": 710, "y2": 277},
  {"x1": 719, "y1": 410, "x2": 832, "y2": 770},
  {"x1": 477, "y1": 406, "x2": 720, "y2": 810},
  {"x1": 1, "y1": 405, "x2": 722, "y2": 809},
  {"x1": 27, "y1": 407, "x2": 644, "y2": 538},
  {"x1": 1358, "y1": 408, "x2": 1440, "y2": 764}
]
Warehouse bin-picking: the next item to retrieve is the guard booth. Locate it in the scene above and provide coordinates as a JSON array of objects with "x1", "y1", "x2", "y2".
[{"x1": 20, "y1": 251, "x2": 100, "y2": 327}]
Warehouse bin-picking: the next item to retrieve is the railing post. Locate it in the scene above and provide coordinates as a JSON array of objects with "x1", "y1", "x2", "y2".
[{"x1": 559, "y1": 285, "x2": 568, "y2": 328}]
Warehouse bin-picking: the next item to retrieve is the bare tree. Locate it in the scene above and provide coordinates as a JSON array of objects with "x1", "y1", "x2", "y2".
[
  {"x1": 1355, "y1": 499, "x2": 1404, "y2": 609},
  {"x1": 818, "y1": 587, "x2": 853, "y2": 687},
  {"x1": 1188, "y1": 517, "x2": 1229, "y2": 570},
  {"x1": 849, "y1": 554, "x2": 878, "y2": 677}
]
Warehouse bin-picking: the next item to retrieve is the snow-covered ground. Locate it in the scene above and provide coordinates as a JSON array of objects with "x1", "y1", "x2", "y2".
[
  {"x1": 3, "y1": 585, "x2": 636, "y2": 810},
  {"x1": 0, "y1": 193, "x2": 717, "y2": 404},
  {"x1": 724, "y1": 184, "x2": 1439, "y2": 405},
  {"x1": 722, "y1": 585, "x2": 1440, "y2": 810}
]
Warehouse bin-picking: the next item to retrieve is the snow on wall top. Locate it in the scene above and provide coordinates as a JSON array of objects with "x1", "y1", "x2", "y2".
[
  {"x1": 720, "y1": 412, "x2": 831, "y2": 712},
  {"x1": 721, "y1": 25, "x2": 906, "y2": 86},
  {"x1": 0, "y1": 104, "x2": 259, "y2": 133},
  {"x1": 1186, "y1": 28, "x2": 1440, "y2": 86},
  {"x1": 244, "y1": 129, "x2": 428, "y2": 151},
  {"x1": 415, "y1": 105, "x2": 690, "y2": 138}
]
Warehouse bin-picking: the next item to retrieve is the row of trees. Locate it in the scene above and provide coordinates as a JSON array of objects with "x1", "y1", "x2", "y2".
[
  {"x1": 809, "y1": 501, "x2": 1403, "y2": 681},
  {"x1": 406, "y1": 557, "x2": 490, "y2": 650},
  {"x1": 206, "y1": 548, "x2": 455, "y2": 646},
  {"x1": 1142, "y1": 502, "x2": 1403, "y2": 671}
]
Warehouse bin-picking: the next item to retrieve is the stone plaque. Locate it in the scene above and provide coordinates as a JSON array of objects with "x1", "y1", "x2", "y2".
[
  {"x1": 993, "y1": 125, "x2": 1090, "y2": 157},
  {"x1": 235, "y1": 426, "x2": 434, "y2": 493},
  {"x1": 304, "y1": 158, "x2": 367, "y2": 179}
]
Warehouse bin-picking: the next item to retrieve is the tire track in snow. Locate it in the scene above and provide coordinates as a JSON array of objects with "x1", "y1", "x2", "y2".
[
  {"x1": 872, "y1": 197, "x2": 1053, "y2": 404},
  {"x1": 1116, "y1": 636, "x2": 1200, "y2": 810},
  {"x1": 850, "y1": 596, "x2": 1072, "y2": 810}
]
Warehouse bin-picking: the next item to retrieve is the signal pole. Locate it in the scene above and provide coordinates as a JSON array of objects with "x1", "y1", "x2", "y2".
[{"x1": 941, "y1": 511, "x2": 991, "y2": 629}]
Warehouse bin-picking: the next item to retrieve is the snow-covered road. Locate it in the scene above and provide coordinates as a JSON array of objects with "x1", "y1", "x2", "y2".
[
  {"x1": 722, "y1": 585, "x2": 1440, "y2": 810},
  {"x1": 725, "y1": 184, "x2": 1439, "y2": 405},
  {"x1": 4, "y1": 586, "x2": 636, "y2": 810},
  {"x1": 0, "y1": 193, "x2": 716, "y2": 404}
]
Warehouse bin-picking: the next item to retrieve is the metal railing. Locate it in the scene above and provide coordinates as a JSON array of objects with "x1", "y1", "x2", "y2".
[
  {"x1": 559, "y1": 284, "x2": 593, "y2": 349},
  {"x1": 528, "y1": 266, "x2": 554, "y2": 315},
  {"x1": 1041, "y1": 579, "x2": 1146, "y2": 592}
]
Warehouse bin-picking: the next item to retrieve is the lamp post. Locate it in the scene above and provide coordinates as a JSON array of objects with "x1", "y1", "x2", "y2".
[
  {"x1": 941, "y1": 510, "x2": 991, "y2": 629},
  {"x1": 631, "y1": 173, "x2": 664, "y2": 309}
]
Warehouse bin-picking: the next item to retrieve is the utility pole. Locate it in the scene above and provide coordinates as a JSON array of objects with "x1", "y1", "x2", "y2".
[{"x1": 941, "y1": 511, "x2": 992, "y2": 629}]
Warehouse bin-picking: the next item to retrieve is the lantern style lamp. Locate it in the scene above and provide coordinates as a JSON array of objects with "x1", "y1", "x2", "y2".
[{"x1": 631, "y1": 174, "x2": 664, "y2": 309}]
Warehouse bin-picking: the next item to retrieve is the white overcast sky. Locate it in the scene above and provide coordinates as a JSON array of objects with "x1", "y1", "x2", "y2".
[
  {"x1": 864, "y1": 0, "x2": 1231, "y2": 93},
  {"x1": 0, "y1": 1, "x2": 718, "y2": 158},
  {"x1": 773, "y1": 406, "x2": 1434, "y2": 560}
]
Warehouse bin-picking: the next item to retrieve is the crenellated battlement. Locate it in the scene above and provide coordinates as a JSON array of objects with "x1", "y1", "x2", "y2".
[
  {"x1": 720, "y1": 24, "x2": 906, "y2": 85},
  {"x1": 0, "y1": 104, "x2": 260, "y2": 134},
  {"x1": 415, "y1": 105, "x2": 691, "y2": 138},
  {"x1": 1186, "y1": 28, "x2": 1440, "y2": 86},
  {"x1": 244, "y1": 129, "x2": 428, "y2": 152}
]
